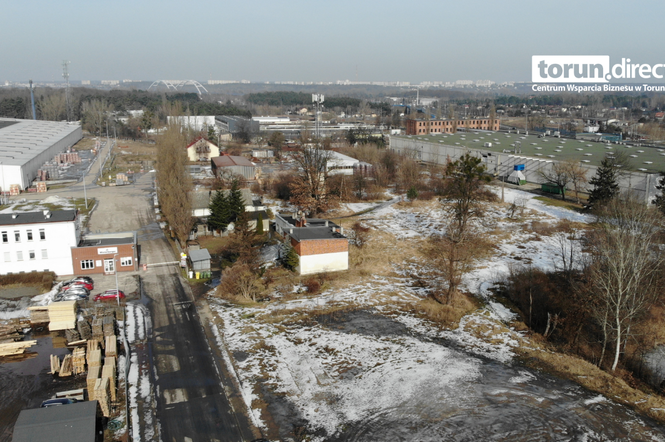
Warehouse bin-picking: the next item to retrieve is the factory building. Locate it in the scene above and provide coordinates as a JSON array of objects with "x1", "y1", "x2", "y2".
[
  {"x1": 0, "y1": 118, "x2": 82, "y2": 191},
  {"x1": 405, "y1": 118, "x2": 500, "y2": 135}
]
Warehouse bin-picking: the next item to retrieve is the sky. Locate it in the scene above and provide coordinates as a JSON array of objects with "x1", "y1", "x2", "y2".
[{"x1": 2, "y1": 0, "x2": 664, "y2": 84}]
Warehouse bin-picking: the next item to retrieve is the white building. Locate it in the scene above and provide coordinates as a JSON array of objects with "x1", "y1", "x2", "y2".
[
  {"x1": 0, "y1": 118, "x2": 82, "y2": 191},
  {"x1": 327, "y1": 151, "x2": 360, "y2": 175},
  {"x1": 0, "y1": 209, "x2": 81, "y2": 275}
]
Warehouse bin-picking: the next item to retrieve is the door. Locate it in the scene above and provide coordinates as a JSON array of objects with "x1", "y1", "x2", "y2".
[{"x1": 104, "y1": 258, "x2": 115, "y2": 274}]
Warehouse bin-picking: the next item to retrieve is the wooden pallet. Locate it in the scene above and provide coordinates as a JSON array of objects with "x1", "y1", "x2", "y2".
[
  {"x1": 72, "y1": 347, "x2": 86, "y2": 374},
  {"x1": 59, "y1": 354, "x2": 73, "y2": 377},
  {"x1": 105, "y1": 336, "x2": 117, "y2": 358},
  {"x1": 50, "y1": 354, "x2": 61, "y2": 374},
  {"x1": 101, "y1": 363, "x2": 117, "y2": 401},
  {"x1": 87, "y1": 366, "x2": 100, "y2": 401}
]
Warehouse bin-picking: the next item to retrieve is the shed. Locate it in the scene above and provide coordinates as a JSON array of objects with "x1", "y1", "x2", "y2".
[
  {"x1": 211, "y1": 155, "x2": 256, "y2": 181},
  {"x1": 12, "y1": 400, "x2": 100, "y2": 442},
  {"x1": 189, "y1": 248, "x2": 211, "y2": 272}
]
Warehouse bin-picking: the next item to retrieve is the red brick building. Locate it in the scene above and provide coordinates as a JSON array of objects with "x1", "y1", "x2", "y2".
[
  {"x1": 406, "y1": 118, "x2": 500, "y2": 135},
  {"x1": 71, "y1": 232, "x2": 138, "y2": 275}
]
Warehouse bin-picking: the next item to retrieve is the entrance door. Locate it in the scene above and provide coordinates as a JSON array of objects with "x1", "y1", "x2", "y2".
[{"x1": 104, "y1": 259, "x2": 115, "y2": 274}]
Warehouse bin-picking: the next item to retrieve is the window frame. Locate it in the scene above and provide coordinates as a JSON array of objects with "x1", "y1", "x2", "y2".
[
  {"x1": 120, "y1": 256, "x2": 133, "y2": 267},
  {"x1": 81, "y1": 259, "x2": 94, "y2": 270},
  {"x1": 39, "y1": 229, "x2": 46, "y2": 240}
]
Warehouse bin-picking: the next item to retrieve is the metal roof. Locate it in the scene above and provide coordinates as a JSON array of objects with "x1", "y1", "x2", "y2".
[
  {"x1": 12, "y1": 400, "x2": 98, "y2": 442},
  {"x1": 189, "y1": 248, "x2": 211, "y2": 262},
  {"x1": 211, "y1": 155, "x2": 254, "y2": 168},
  {"x1": 0, "y1": 118, "x2": 82, "y2": 167},
  {"x1": 0, "y1": 209, "x2": 77, "y2": 226}
]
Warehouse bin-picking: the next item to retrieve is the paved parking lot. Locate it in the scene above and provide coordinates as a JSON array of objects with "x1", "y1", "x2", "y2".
[{"x1": 56, "y1": 271, "x2": 141, "y2": 301}]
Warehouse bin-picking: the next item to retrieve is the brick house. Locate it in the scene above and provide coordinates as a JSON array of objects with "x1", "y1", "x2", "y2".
[
  {"x1": 274, "y1": 213, "x2": 348, "y2": 275},
  {"x1": 406, "y1": 117, "x2": 500, "y2": 135},
  {"x1": 71, "y1": 232, "x2": 138, "y2": 275}
]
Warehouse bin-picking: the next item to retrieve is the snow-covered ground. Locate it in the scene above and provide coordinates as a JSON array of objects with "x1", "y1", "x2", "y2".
[{"x1": 207, "y1": 188, "x2": 665, "y2": 440}]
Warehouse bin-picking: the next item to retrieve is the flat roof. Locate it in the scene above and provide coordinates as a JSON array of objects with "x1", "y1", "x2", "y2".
[
  {"x1": 279, "y1": 215, "x2": 346, "y2": 241},
  {"x1": 0, "y1": 118, "x2": 82, "y2": 167},
  {"x1": 79, "y1": 237, "x2": 133, "y2": 247},
  {"x1": 0, "y1": 209, "x2": 77, "y2": 226},
  {"x1": 12, "y1": 400, "x2": 98, "y2": 442},
  {"x1": 393, "y1": 131, "x2": 665, "y2": 173}
]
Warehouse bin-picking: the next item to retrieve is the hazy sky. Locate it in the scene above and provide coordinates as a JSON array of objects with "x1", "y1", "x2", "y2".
[{"x1": 2, "y1": 0, "x2": 663, "y2": 83}]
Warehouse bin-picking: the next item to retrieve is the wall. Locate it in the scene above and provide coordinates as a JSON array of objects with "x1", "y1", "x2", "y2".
[
  {"x1": 299, "y1": 251, "x2": 349, "y2": 275},
  {"x1": 0, "y1": 220, "x2": 78, "y2": 275},
  {"x1": 71, "y1": 243, "x2": 137, "y2": 275}
]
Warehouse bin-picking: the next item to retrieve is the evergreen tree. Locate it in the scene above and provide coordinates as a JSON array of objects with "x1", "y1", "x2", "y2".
[
  {"x1": 588, "y1": 156, "x2": 620, "y2": 208},
  {"x1": 654, "y1": 173, "x2": 665, "y2": 216},
  {"x1": 208, "y1": 190, "x2": 230, "y2": 232},
  {"x1": 228, "y1": 179, "x2": 246, "y2": 221},
  {"x1": 283, "y1": 245, "x2": 300, "y2": 272}
]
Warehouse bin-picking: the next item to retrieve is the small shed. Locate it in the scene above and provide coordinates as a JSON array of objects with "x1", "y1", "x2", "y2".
[
  {"x1": 12, "y1": 400, "x2": 100, "y2": 442},
  {"x1": 189, "y1": 248, "x2": 211, "y2": 272}
]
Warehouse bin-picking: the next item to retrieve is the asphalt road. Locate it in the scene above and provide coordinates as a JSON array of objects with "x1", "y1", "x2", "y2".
[{"x1": 13, "y1": 140, "x2": 256, "y2": 441}]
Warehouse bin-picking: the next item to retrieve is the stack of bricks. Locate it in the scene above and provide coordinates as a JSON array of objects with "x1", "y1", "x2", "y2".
[
  {"x1": 55, "y1": 152, "x2": 81, "y2": 164},
  {"x1": 9, "y1": 184, "x2": 20, "y2": 196},
  {"x1": 36, "y1": 181, "x2": 47, "y2": 192}
]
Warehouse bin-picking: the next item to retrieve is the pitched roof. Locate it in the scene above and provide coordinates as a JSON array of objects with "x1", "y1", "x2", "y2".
[
  {"x1": 211, "y1": 155, "x2": 254, "y2": 168},
  {"x1": 189, "y1": 248, "x2": 211, "y2": 262},
  {"x1": 186, "y1": 136, "x2": 218, "y2": 149},
  {"x1": 0, "y1": 209, "x2": 77, "y2": 226}
]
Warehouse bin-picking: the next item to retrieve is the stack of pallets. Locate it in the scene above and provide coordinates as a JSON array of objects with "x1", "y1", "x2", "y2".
[
  {"x1": 92, "y1": 318, "x2": 104, "y2": 345},
  {"x1": 48, "y1": 301, "x2": 77, "y2": 331},
  {"x1": 59, "y1": 355, "x2": 73, "y2": 377},
  {"x1": 0, "y1": 322, "x2": 23, "y2": 343},
  {"x1": 87, "y1": 366, "x2": 100, "y2": 401},
  {"x1": 77, "y1": 319, "x2": 92, "y2": 340},
  {"x1": 50, "y1": 354, "x2": 61, "y2": 374},
  {"x1": 101, "y1": 362, "x2": 117, "y2": 401},
  {"x1": 94, "y1": 377, "x2": 111, "y2": 417},
  {"x1": 27, "y1": 306, "x2": 49, "y2": 325},
  {"x1": 104, "y1": 336, "x2": 117, "y2": 358},
  {"x1": 72, "y1": 347, "x2": 86, "y2": 374}
]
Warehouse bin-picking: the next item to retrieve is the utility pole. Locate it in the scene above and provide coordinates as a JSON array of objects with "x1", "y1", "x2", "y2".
[
  {"x1": 312, "y1": 94, "x2": 324, "y2": 140},
  {"x1": 29, "y1": 80, "x2": 36, "y2": 120}
]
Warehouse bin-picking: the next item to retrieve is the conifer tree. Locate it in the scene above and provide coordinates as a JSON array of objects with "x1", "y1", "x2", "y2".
[
  {"x1": 228, "y1": 179, "x2": 246, "y2": 221},
  {"x1": 588, "y1": 156, "x2": 620, "y2": 208},
  {"x1": 208, "y1": 190, "x2": 230, "y2": 232}
]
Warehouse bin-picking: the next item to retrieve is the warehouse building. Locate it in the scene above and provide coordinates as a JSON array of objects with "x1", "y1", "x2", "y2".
[{"x1": 0, "y1": 118, "x2": 82, "y2": 191}]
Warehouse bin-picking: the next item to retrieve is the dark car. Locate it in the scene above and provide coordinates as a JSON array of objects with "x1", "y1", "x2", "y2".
[
  {"x1": 57, "y1": 285, "x2": 90, "y2": 297},
  {"x1": 40, "y1": 398, "x2": 77, "y2": 408},
  {"x1": 62, "y1": 280, "x2": 93, "y2": 291},
  {"x1": 94, "y1": 289, "x2": 126, "y2": 301},
  {"x1": 53, "y1": 291, "x2": 88, "y2": 302}
]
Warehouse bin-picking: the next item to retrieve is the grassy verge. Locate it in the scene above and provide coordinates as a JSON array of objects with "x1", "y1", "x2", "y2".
[{"x1": 533, "y1": 195, "x2": 585, "y2": 212}]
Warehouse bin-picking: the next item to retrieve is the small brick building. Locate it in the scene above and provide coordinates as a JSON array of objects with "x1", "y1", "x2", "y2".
[
  {"x1": 275, "y1": 213, "x2": 348, "y2": 275},
  {"x1": 71, "y1": 232, "x2": 138, "y2": 275}
]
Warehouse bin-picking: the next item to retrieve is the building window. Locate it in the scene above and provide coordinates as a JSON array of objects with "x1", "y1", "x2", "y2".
[
  {"x1": 41, "y1": 249, "x2": 48, "y2": 259},
  {"x1": 1, "y1": 231, "x2": 6, "y2": 243},
  {"x1": 39, "y1": 229, "x2": 45, "y2": 240},
  {"x1": 29, "y1": 250, "x2": 35, "y2": 260},
  {"x1": 16, "y1": 251, "x2": 23, "y2": 261},
  {"x1": 81, "y1": 260, "x2": 94, "y2": 270},
  {"x1": 3, "y1": 252, "x2": 9, "y2": 262},
  {"x1": 14, "y1": 231, "x2": 20, "y2": 242},
  {"x1": 121, "y1": 257, "x2": 133, "y2": 267},
  {"x1": 27, "y1": 230, "x2": 33, "y2": 241}
]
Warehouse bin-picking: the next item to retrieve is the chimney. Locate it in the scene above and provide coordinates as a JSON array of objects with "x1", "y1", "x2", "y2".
[
  {"x1": 43, "y1": 210, "x2": 51, "y2": 219},
  {"x1": 325, "y1": 220, "x2": 329, "y2": 227},
  {"x1": 11, "y1": 213, "x2": 17, "y2": 219},
  {"x1": 289, "y1": 228, "x2": 293, "y2": 234}
]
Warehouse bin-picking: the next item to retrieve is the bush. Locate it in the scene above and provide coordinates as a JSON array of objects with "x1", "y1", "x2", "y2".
[{"x1": 305, "y1": 278, "x2": 321, "y2": 294}]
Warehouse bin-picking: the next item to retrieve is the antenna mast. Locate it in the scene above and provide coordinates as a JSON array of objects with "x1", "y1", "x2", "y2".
[{"x1": 62, "y1": 60, "x2": 71, "y2": 121}]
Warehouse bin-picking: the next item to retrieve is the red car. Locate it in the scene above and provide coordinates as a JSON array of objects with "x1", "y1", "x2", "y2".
[
  {"x1": 94, "y1": 290, "x2": 126, "y2": 301},
  {"x1": 62, "y1": 280, "x2": 94, "y2": 291}
]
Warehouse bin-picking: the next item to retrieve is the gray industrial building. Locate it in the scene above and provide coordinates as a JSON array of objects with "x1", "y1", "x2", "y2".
[
  {"x1": 0, "y1": 118, "x2": 82, "y2": 191},
  {"x1": 390, "y1": 132, "x2": 661, "y2": 203}
]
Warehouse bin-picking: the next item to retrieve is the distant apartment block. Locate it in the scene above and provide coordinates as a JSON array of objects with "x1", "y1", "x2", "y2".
[{"x1": 405, "y1": 118, "x2": 500, "y2": 135}]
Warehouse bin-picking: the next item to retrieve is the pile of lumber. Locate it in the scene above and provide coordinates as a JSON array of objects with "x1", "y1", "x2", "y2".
[
  {"x1": 50, "y1": 354, "x2": 60, "y2": 374},
  {"x1": 88, "y1": 348, "x2": 102, "y2": 369},
  {"x1": 105, "y1": 336, "x2": 117, "y2": 358},
  {"x1": 0, "y1": 340, "x2": 36, "y2": 357},
  {"x1": 102, "y1": 363, "x2": 117, "y2": 401},
  {"x1": 0, "y1": 322, "x2": 23, "y2": 343},
  {"x1": 92, "y1": 318, "x2": 104, "y2": 344},
  {"x1": 103, "y1": 316, "x2": 115, "y2": 336},
  {"x1": 65, "y1": 329, "x2": 81, "y2": 343},
  {"x1": 72, "y1": 347, "x2": 86, "y2": 374},
  {"x1": 27, "y1": 306, "x2": 49, "y2": 324},
  {"x1": 94, "y1": 377, "x2": 111, "y2": 417},
  {"x1": 87, "y1": 366, "x2": 100, "y2": 400},
  {"x1": 59, "y1": 354, "x2": 73, "y2": 377},
  {"x1": 48, "y1": 301, "x2": 77, "y2": 331},
  {"x1": 77, "y1": 319, "x2": 92, "y2": 340}
]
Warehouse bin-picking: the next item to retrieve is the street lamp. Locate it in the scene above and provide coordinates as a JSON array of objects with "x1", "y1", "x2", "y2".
[{"x1": 113, "y1": 253, "x2": 120, "y2": 306}]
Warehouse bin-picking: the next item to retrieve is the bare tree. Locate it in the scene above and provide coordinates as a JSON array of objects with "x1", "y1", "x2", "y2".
[
  {"x1": 289, "y1": 141, "x2": 335, "y2": 213},
  {"x1": 39, "y1": 92, "x2": 67, "y2": 121},
  {"x1": 539, "y1": 161, "x2": 570, "y2": 200},
  {"x1": 561, "y1": 160, "x2": 589, "y2": 204},
  {"x1": 586, "y1": 195, "x2": 665, "y2": 371},
  {"x1": 156, "y1": 114, "x2": 193, "y2": 245},
  {"x1": 81, "y1": 99, "x2": 112, "y2": 137}
]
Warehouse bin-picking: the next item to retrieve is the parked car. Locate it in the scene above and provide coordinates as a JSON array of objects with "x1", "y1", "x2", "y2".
[
  {"x1": 57, "y1": 285, "x2": 90, "y2": 297},
  {"x1": 40, "y1": 398, "x2": 77, "y2": 408},
  {"x1": 70, "y1": 276, "x2": 94, "y2": 286},
  {"x1": 94, "y1": 290, "x2": 126, "y2": 301},
  {"x1": 61, "y1": 280, "x2": 93, "y2": 291},
  {"x1": 53, "y1": 291, "x2": 88, "y2": 302}
]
